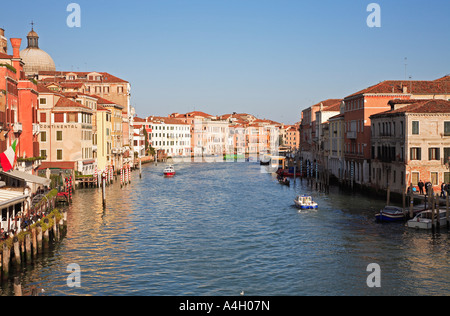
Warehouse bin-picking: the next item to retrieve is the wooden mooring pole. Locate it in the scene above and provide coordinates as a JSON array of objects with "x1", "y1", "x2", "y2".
[
  {"x1": 37, "y1": 224, "x2": 43, "y2": 253},
  {"x1": 431, "y1": 190, "x2": 436, "y2": 232},
  {"x1": 102, "y1": 171, "x2": 106, "y2": 208},
  {"x1": 14, "y1": 276, "x2": 22, "y2": 296},
  {"x1": 13, "y1": 237, "x2": 20, "y2": 266},
  {"x1": 386, "y1": 186, "x2": 390, "y2": 206},
  {"x1": 3, "y1": 242, "x2": 10, "y2": 279},
  {"x1": 435, "y1": 193, "x2": 440, "y2": 230},
  {"x1": 447, "y1": 194, "x2": 450, "y2": 228},
  {"x1": 25, "y1": 234, "x2": 32, "y2": 262}
]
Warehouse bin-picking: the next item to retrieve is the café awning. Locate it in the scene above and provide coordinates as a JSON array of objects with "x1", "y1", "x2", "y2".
[{"x1": 1, "y1": 169, "x2": 51, "y2": 186}]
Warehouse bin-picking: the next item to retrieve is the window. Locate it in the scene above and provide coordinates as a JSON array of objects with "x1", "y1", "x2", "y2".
[
  {"x1": 445, "y1": 122, "x2": 450, "y2": 136},
  {"x1": 56, "y1": 131, "x2": 63, "y2": 141},
  {"x1": 67, "y1": 113, "x2": 78, "y2": 123},
  {"x1": 412, "y1": 121, "x2": 419, "y2": 135},
  {"x1": 444, "y1": 148, "x2": 450, "y2": 163},
  {"x1": 411, "y1": 172, "x2": 419, "y2": 186},
  {"x1": 40, "y1": 150, "x2": 47, "y2": 159},
  {"x1": 54, "y1": 113, "x2": 64, "y2": 123},
  {"x1": 431, "y1": 172, "x2": 438, "y2": 186},
  {"x1": 445, "y1": 172, "x2": 450, "y2": 184},
  {"x1": 40, "y1": 112, "x2": 47, "y2": 123},
  {"x1": 410, "y1": 147, "x2": 421, "y2": 160},
  {"x1": 40, "y1": 131, "x2": 47, "y2": 142},
  {"x1": 428, "y1": 148, "x2": 440, "y2": 160},
  {"x1": 39, "y1": 98, "x2": 46, "y2": 105},
  {"x1": 57, "y1": 149, "x2": 63, "y2": 160}
]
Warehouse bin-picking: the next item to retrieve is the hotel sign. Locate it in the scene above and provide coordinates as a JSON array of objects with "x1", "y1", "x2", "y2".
[{"x1": 40, "y1": 124, "x2": 79, "y2": 129}]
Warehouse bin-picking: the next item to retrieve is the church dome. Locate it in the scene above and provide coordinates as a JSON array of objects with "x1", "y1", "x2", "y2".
[{"x1": 20, "y1": 28, "x2": 55, "y2": 76}]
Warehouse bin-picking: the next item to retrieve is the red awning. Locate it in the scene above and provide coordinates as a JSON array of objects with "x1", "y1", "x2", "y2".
[{"x1": 38, "y1": 161, "x2": 76, "y2": 170}]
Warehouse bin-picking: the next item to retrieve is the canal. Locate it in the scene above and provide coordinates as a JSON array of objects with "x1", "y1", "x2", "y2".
[{"x1": 1, "y1": 161, "x2": 450, "y2": 296}]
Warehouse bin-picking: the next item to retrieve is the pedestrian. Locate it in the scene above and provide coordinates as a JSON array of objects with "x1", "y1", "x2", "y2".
[
  {"x1": 441, "y1": 183, "x2": 446, "y2": 198},
  {"x1": 418, "y1": 180, "x2": 424, "y2": 195}
]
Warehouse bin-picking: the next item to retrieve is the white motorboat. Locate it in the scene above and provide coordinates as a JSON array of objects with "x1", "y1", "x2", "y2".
[
  {"x1": 294, "y1": 195, "x2": 318, "y2": 209},
  {"x1": 407, "y1": 209, "x2": 449, "y2": 229},
  {"x1": 163, "y1": 165, "x2": 176, "y2": 176}
]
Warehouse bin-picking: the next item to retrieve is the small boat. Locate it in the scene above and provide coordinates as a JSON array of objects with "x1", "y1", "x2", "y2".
[
  {"x1": 163, "y1": 165, "x2": 176, "y2": 176},
  {"x1": 375, "y1": 205, "x2": 426, "y2": 222},
  {"x1": 375, "y1": 206, "x2": 405, "y2": 222},
  {"x1": 278, "y1": 178, "x2": 290, "y2": 186},
  {"x1": 407, "y1": 209, "x2": 449, "y2": 229},
  {"x1": 294, "y1": 195, "x2": 318, "y2": 209},
  {"x1": 260, "y1": 154, "x2": 271, "y2": 165}
]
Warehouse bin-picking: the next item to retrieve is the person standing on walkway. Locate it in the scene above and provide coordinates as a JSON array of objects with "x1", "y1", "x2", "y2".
[{"x1": 418, "y1": 180, "x2": 424, "y2": 195}]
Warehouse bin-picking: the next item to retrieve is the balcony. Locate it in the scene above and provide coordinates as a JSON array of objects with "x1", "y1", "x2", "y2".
[
  {"x1": 13, "y1": 123, "x2": 22, "y2": 134},
  {"x1": 347, "y1": 131, "x2": 357, "y2": 139},
  {"x1": 32, "y1": 123, "x2": 40, "y2": 135}
]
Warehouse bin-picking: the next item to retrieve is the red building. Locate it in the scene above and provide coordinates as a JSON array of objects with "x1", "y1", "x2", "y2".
[
  {"x1": 0, "y1": 33, "x2": 39, "y2": 173},
  {"x1": 343, "y1": 79, "x2": 450, "y2": 186}
]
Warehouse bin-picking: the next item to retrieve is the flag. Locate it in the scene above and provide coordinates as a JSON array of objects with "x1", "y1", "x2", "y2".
[{"x1": 0, "y1": 139, "x2": 18, "y2": 172}]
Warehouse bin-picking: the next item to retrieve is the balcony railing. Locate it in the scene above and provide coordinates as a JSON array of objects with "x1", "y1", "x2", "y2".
[
  {"x1": 347, "y1": 131, "x2": 357, "y2": 139},
  {"x1": 13, "y1": 123, "x2": 22, "y2": 134},
  {"x1": 32, "y1": 123, "x2": 40, "y2": 135}
]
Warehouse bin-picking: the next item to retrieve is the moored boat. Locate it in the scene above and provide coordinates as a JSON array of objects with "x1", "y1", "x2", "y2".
[
  {"x1": 407, "y1": 209, "x2": 449, "y2": 229},
  {"x1": 278, "y1": 177, "x2": 290, "y2": 186},
  {"x1": 294, "y1": 195, "x2": 318, "y2": 209},
  {"x1": 260, "y1": 154, "x2": 271, "y2": 165},
  {"x1": 375, "y1": 204, "x2": 426, "y2": 222},
  {"x1": 375, "y1": 206, "x2": 405, "y2": 222},
  {"x1": 163, "y1": 165, "x2": 176, "y2": 176}
]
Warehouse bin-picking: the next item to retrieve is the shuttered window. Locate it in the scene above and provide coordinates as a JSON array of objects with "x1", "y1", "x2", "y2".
[
  {"x1": 410, "y1": 147, "x2": 421, "y2": 160},
  {"x1": 444, "y1": 122, "x2": 450, "y2": 136},
  {"x1": 412, "y1": 121, "x2": 419, "y2": 135}
]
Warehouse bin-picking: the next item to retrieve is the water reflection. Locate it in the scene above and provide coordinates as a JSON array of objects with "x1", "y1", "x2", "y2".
[{"x1": 1, "y1": 161, "x2": 450, "y2": 296}]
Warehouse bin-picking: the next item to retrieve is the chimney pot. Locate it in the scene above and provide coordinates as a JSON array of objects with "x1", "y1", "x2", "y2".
[{"x1": 10, "y1": 38, "x2": 22, "y2": 58}]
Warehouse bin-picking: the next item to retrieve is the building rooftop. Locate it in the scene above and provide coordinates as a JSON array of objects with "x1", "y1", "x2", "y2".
[{"x1": 370, "y1": 99, "x2": 450, "y2": 118}]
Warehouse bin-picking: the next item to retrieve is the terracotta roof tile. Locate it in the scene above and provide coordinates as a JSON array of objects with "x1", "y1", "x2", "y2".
[
  {"x1": 0, "y1": 52, "x2": 13, "y2": 59},
  {"x1": 371, "y1": 99, "x2": 450, "y2": 117},
  {"x1": 346, "y1": 80, "x2": 448, "y2": 98},
  {"x1": 54, "y1": 97, "x2": 92, "y2": 111}
]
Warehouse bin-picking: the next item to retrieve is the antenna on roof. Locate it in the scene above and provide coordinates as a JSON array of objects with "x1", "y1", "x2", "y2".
[{"x1": 404, "y1": 57, "x2": 408, "y2": 81}]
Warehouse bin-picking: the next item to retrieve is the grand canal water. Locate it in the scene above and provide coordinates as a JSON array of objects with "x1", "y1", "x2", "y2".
[{"x1": 1, "y1": 161, "x2": 450, "y2": 296}]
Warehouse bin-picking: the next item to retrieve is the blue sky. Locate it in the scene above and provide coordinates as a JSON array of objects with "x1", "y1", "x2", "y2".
[{"x1": 2, "y1": 0, "x2": 450, "y2": 124}]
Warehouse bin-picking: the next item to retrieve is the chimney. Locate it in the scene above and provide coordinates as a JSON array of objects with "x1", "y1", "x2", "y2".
[
  {"x1": 402, "y1": 85, "x2": 408, "y2": 94},
  {"x1": 10, "y1": 38, "x2": 21, "y2": 58},
  {"x1": 0, "y1": 28, "x2": 7, "y2": 54},
  {"x1": 10, "y1": 38, "x2": 24, "y2": 78}
]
